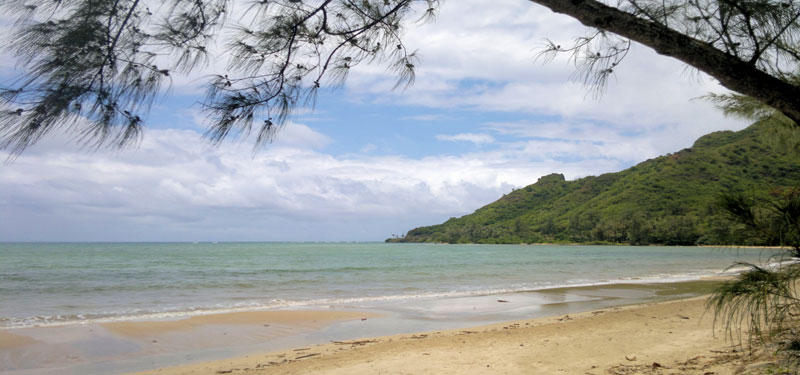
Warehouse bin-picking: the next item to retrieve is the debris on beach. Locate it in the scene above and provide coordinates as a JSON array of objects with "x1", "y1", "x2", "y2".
[{"x1": 332, "y1": 339, "x2": 378, "y2": 347}]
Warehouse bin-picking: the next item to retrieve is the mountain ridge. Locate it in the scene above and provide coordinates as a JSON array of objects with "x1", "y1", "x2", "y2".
[{"x1": 387, "y1": 120, "x2": 800, "y2": 245}]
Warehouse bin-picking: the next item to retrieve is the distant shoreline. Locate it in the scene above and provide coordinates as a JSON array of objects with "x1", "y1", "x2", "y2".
[{"x1": 389, "y1": 240, "x2": 791, "y2": 249}]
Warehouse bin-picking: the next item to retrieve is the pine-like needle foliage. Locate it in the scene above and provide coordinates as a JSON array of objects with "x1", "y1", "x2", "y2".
[
  {"x1": 709, "y1": 262, "x2": 800, "y2": 343},
  {"x1": 708, "y1": 188, "x2": 800, "y2": 363},
  {"x1": 538, "y1": 0, "x2": 800, "y2": 114},
  {"x1": 706, "y1": 87, "x2": 800, "y2": 155},
  {"x1": 0, "y1": 0, "x2": 226, "y2": 153},
  {"x1": 202, "y1": 0, "x2": 437, "y2": 146},
  {"x1": 3, "y1": 0, "x2": 800, "y2": 153},
  {"x1": 0, "y1": 0, "x2": 438, "y2": 153}
]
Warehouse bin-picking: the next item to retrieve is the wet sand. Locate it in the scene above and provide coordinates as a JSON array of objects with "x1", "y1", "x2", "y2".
[
  {"x1": 1, "y1": 310, "x2": 376, "y2": 375},
  {"x1": 137, "y1": 296, "x2": 751, "y2": 375},
  {"x1": 0, "y1": 330, "x2": 39, "y2": 350},
  {"x1": 2, "y1": 280, "x2": 742, "y2": 375},
  {"x1": 102, "y1": 310, "x2": 377, "y2": 339}
]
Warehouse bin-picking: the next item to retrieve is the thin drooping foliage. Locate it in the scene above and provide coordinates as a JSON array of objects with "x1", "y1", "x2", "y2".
[
  {"x1": 708, "y1": 188, "x2": 800, "y2": 363},
  {"x1": 0, "y1": 0, "x2": 437, "y2": 154},
  {"x1": 718, "y1": 189, "x2": 800, "y2": 255},
  {"x1": 0, "y1": 0, "x2": 228, "y2": 153},
  {"x1": 535, "y1": 0, "x2": 800, "y2": 123},
  {"x1": 709, "y1": 261, "x2": 800, "y2": 343},
  {"x1": 705, "y1": 91, "x2": 800, "y2": 154},
  {"x1": 1, "y1": 0, "x2": 800, "y2": 154},
  {"x1": 201, "y1": 0, "x2": 436, "y2": 146}
]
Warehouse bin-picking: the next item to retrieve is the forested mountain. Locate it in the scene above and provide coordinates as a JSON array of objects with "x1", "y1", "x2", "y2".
[{"x1": 388, "y1": 120, "x2": 800, "y2": 245}]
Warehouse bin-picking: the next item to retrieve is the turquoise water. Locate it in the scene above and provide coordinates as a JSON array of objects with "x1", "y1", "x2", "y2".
[{"x1": 0, "y1": 242, "x2": 777, "y2": 329}]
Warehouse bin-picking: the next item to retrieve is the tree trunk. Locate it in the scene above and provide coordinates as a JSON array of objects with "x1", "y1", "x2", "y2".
[{"x1": 529, "y1": 0, "x2": 800, "y2": 125}]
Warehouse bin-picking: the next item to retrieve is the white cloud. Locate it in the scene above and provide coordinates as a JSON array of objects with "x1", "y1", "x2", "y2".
[
  {"x1": 0, "y1": 127, "x2": 629, "y2": 242},
  {"x1": 484, "y1": 118, "x2": 697, "y2": 164},
  {"x1": 2, "y1": 0, "x2": 748, "y2": 148},
  {"x1": 0, "y1": 0, "x2": 758, "y2": 242},
  {"x1": 343, "y1": 1, "x2": 749, "y2": 155},
  {"x1": 271, "y1": 122, "x2": 332, "y2": 149},
  {"x1": 436, "y1": 133, "x2": 495, "y2": 145}
]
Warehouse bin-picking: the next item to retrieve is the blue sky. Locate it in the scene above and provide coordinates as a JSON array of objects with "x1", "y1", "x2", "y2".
[{"x1": 0, "y1": 0, "x2": 749, "y2": 242}]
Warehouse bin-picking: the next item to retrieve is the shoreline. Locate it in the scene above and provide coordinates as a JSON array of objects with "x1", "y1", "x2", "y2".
[
  {"x1": 4, "y1": 243, "x2": 777, "y2": 333},
  {"x1": 3, "y1": 268, "x2": 748, "y2": 332},
  {"x1": 385, "y1": 240, "x2": 791, "y2": 249},
  {"x1": 134, "y1": 294, "x2": 757, "y2": 375},
  {"x1": 0, "y1": 275, "x2": 732, "y2": 331},
  {"x1": 0, "y1": 279, "x2": 735, "y2": 375}
]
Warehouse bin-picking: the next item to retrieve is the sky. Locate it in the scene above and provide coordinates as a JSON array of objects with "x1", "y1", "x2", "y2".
[{"x1": 0, "y1": 0, "x2": 749, "y2": 242}]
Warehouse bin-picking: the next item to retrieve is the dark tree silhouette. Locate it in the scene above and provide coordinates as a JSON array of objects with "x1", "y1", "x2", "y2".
[{"x1": 1, "y1": 0, "x2": 799, "y2": 154}]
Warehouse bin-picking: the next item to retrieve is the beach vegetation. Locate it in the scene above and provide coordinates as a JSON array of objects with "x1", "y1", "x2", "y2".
[
  {"x1": 707, "y1": 187, "x2": 800, "y2": 368},
  {"x1": 707, "y1": 95, "x2": 800, "y2": 368},
  {"x1": 2, "y1": 0, "x2": 800, "y2": 155}
]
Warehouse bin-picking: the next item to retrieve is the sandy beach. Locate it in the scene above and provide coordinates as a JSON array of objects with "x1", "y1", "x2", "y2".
[
  {"x1": 1, "y1": 310, "x2": 378, "y2": 374},
  {"x1": 102, "y1": 310, "x2": 380, "y2": 339},
  {"x1": 3, "y1": 280, "x2": 766, "y2": 375},
  {"x1": 133, "y1": 295, "x2": 761, "y2": 375},
  {"x1": 1, "y1": 249, "x2": 784, "y2": 375}
]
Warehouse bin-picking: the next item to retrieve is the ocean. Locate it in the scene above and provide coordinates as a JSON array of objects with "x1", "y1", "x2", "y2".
[{"x1": 0, "y1": 242, "x2": 779, "y2": 330}]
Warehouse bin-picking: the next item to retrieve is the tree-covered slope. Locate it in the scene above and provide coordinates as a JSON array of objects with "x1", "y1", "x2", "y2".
[{"x1": 388, "y1": 121, "x2": 800, "y2": 245}]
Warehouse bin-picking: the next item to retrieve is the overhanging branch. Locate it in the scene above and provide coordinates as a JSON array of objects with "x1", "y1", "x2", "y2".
[{"x1": 530, "y1": 0, "x2": 800, "y2": 125}]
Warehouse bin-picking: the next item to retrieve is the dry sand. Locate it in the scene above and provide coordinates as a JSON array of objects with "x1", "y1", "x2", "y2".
[{"x1": 133, "y1": 296, "x2": 764, "y2": 375}]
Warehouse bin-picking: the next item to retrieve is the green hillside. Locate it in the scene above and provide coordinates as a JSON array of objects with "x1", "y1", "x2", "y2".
[{"x1": 388, "y1": 120, "x2": 800, "y2": 245}]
